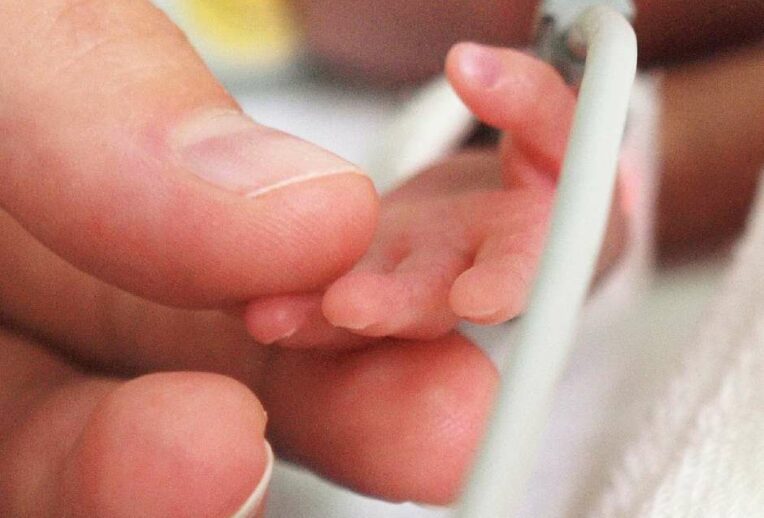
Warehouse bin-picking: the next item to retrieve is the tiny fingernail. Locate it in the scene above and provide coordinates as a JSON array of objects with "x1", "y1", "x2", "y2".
[
  {"x1": 259, "y1": 326, "x2": 298, "y2": 346},
  {"x1": 465, "y1": 308, "x2": 504, "y2": 324},
  {"x1": 173, "y1": 109, "x2": 364, "y2": 197},
  {"x1": 338, "y1": 321, "x2": 373, "y2": 332},
  {"x1": 458, "y1": 43, "x2": 502, "y2": 89},
  {"x1": 327, "y1": 313, "x2": 377, "y2": 332},
  {"x1": 231, "y1": 442, "x2": 274, "y2": 518}
]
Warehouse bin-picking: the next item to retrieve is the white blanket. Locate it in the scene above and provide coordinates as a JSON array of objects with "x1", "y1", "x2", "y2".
[{"x1": 590, "y1": 169, "x2": 764, "y2": 517}]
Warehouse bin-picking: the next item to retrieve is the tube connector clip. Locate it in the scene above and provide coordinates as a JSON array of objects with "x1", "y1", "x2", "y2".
[{"x1": 535, "y1": 0, "x2": 635, "y2": 85}]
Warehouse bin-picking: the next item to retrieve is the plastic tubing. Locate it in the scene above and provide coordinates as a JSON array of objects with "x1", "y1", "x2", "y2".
[{"x1": 455, "y1": 6, "x2": 637, "y2": 517}]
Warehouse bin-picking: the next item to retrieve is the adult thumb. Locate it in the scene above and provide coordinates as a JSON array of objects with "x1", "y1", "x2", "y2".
[{"x1": 0, "y1": 0, "x2": 378, "y2": 307}]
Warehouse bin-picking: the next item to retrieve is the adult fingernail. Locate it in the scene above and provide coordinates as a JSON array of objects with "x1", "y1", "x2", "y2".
[
  {"x1": 173, "y1": 109, "x2": 364, "y2": 198},
  {"x1": 231, "y1": 442, "x2": 274, "y2": 518},
  {"x1": 457, "y1": 43, "x2": 502, "y2": 89}
]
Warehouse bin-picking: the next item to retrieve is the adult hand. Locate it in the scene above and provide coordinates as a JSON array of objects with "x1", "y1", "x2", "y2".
[{"x1": 0, "y1": 1, "x2": 499, "y2": 515}]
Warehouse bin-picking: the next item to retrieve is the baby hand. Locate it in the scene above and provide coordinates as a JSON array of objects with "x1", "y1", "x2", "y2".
[{"x1": 244, "y1": 43, "x2": 626, "y2": 348}]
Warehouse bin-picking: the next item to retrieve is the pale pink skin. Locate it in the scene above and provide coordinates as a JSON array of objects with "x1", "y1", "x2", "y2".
[{"x1": 245, "y1": 44, "x2": 627, "y2": 349}]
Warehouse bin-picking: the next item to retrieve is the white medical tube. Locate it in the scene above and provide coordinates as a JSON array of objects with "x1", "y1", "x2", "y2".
[{"x1": 455, "y1": 6, "x2": 637, "y2": 518}]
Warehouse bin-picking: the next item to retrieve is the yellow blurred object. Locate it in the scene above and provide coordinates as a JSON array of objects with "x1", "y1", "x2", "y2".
[
  {"x1": 155, "y1": 0, "x2": 301, "y2": 81},
  {"x1": 185, "y1": 0, "x2": 298, "y2": 64}
]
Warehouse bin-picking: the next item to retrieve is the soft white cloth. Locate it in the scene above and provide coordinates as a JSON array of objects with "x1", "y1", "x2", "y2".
[{"x1": 589, "y1": 167, "x2": 764, "y2": 518}]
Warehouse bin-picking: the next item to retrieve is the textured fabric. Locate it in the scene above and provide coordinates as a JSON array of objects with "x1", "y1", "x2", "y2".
[{"x1": 589, "y1": 169, "x2": 764, "y2": 518}]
